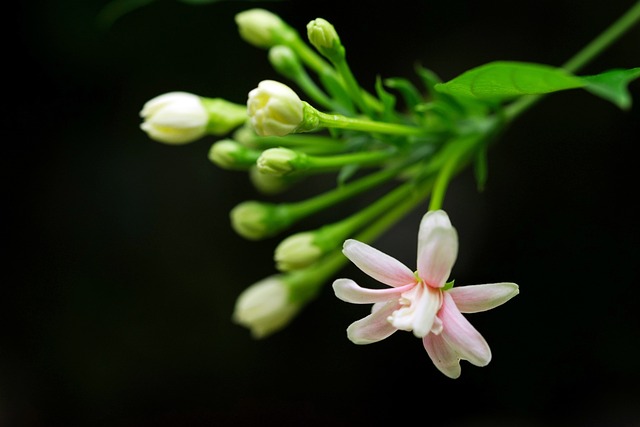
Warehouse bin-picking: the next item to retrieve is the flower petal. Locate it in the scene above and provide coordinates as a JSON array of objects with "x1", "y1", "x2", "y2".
[
  {"x1": 333, "y1": 279, "x2": 416, "y2": 304},
  {"x1": 423, "y1": 333, "x2": 461, "y2": 379},
  {"x1": 346, "y1": 300, "x2": 400, "y2": 344},
  {"x1": 448, "y1": 282, "x2": 519, "y2": 313},
  {"x1": 439, "y1": 292, "x2": 491, "y2": 367},
  {"x1": 416, "y1": 210, "x2": 458, "y2": 288},
  {"x1": 343, "y1": 239, "x2": 415, "y2": 287},
  {"x1": 389, "y1": 285, "x2": 442, "y2": 338}
]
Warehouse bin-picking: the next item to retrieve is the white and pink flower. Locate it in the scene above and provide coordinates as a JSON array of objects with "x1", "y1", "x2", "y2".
[{"x1": 332, "y1": 209, "x2": 519, "y2": 378}]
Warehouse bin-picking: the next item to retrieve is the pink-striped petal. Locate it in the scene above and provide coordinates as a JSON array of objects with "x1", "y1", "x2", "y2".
[
  {"x1": 342, "y1": 239, "x2": 415, "y2": 287},
  {"x1": 417, "y1": 217, "x2": 458, "y2": 288},
  {"x1": 423, "y1": 332, "x2": 461, "y2": 379},
  {"x1": 448, "y1": 282, "x2": 519, "y2": 313},
  {"x1": 332, "y1": 278, "x2": 416, "y2": 304},
  {"x1": 439, "y1": 292, "x2": 491, "y2": 367},
  {"x1": 346, "y1": 300, "x2": 400, "y2": 344}
]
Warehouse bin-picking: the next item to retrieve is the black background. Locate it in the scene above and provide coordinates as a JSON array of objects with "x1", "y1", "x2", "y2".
[{"x1": 6, "y1": 1, "x2": 640, "y2": 426}]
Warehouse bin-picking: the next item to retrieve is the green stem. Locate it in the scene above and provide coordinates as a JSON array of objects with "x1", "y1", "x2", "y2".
[
  {"x1": 353, "y1": 176, "x2": 435, "y2": 245},
  {"x1": 505, "y1": 1, "x2": 640, "y2": 121},
  {"x1": 287, "y1": 37, "x2": 335, "y2": 76},
  {"x1": 311, "y1": 107, "x2": 426, "y2": 136},
  {"x1": 563, "y1": 1, "x2": 640, "y2": 73},
  {"x1": 285, "y1": 162, "x2": 410, "y2": 221},
  {"x1": 428, "y1": 135, "x2": 480, "y2": 211},
  {"x1": 299, "y1": 149, "x2": 395, "y2": 172},
  {"x1": 322, "y1": 175, "x2": 435, "y2": 245},
  {"x1": 333, "y1": 59, "x2": 378, "y2": 116}
]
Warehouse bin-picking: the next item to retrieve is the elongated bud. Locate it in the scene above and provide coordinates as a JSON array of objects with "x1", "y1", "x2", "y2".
[
  {"x1": 274, "y1": 232, "x2": 323, "y2": 271},
  {"x1": 268, "y1": 45, "x2": 303, "y2": 80},
  {"x1": 247, "y1": 80, "x2": 304, "y2": 136},
  {"x1": 229, "y1": 201, "x2": 291, "y2": 240},
  {"x1": 208, "y1": 139, "x2": 259, "y2": 170},
  {"x1": 306, "y1": 18, "x2": 345, "y2": 63},
  {"x1": 235, "y1": 8, "x2": 296, "y2": 48},
  {"x1": 232, "y1": 275, "x2": 303, "y2": 339},
  {"x1": 139, "y1": 92, "x2": 208, "y2": 144},
  {"x1": 256, "y1": 147, "x2": 304, "y2": 176}
]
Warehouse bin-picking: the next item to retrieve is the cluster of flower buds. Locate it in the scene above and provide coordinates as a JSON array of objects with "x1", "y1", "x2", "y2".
[{"x1": 139, "y1": 8, "x2": 508, "y2": 340}]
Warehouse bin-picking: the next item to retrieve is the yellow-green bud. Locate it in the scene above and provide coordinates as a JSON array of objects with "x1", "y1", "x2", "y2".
[
  {"x1": 208, "y1": 139, "x2": 255, "y2": 170},
  {"x1": 235, "y1": 8, "x2": 295, "y2": 48},
  {"x1": 275, "y1": 232, "x2": 323, "y2": 271},
  {"x1": 306, "y1": 18, "x2": 344, "y2": 63},
  {"x1": 232, "y1": 275, "x2": 303, "y2": 339},
  {"x1": 256, "y1": 147, "x2": 299, "y2": 175},
  {"x1": 230, "y1": 201, "x2": 291, "y2": 240},
  {"x1": 230, "y1": 201, "x2": 272, "y2": 240},
  {"x1": 268, "y1": 45, "x2": 303, "y2": 80},
  {"x1": 247, "y1": 80, "x2": 304, "y2": 136},
  {"x1": 139, "y1": 91, "x2": 208, "y2": 144}
]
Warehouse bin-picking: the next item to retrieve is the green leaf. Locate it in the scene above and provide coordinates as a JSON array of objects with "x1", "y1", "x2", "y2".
[
  {"x1": 581, "y1": 68, "x2": 640, "y2": 110},
  {"x1": 434, "y1": 61, "x2": 585, "y2": 100}
]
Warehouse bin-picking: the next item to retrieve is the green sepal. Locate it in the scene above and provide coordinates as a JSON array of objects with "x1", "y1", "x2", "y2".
[
  {"x1": 374, "y1": 76, "x2": 398, "y2": 122},
  {"x1": 383, "y1": 77, "x2": 423, "y2": 112},
  {"x1": 442, "y1": 280, "x2": 455, "y2": 291}
]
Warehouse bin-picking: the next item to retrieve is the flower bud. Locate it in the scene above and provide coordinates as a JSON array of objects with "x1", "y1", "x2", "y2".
[
  {"x1": 275, "y1": 232, "x2": 323, "y2": 271},
  {"x1": 139, "y1": 92, "x2": 208, "y2": 144},
  {"x1": 230, "y1": 201, "x2": 292, "y2": 240},
  {"x1": 230, "y1": 201, "x2": 272, "y2": 240},
  {"x1": 306, "y1": 18, "x2": 344, "y2": 63},
  {"x1": 235, "y1": 8, "x2": 294, "y2": 48},
  {"x1": 208, "y1": 139, "x2": 258, "y2": 170},
  {"x1": 247, "y1": 80, "x2": 304, "y2": 136},
  {"x1": 256, "y1": 147, "x2": 299, "y2": 175},
  {"x1": 232, "y1": 275, "x2": 303, "y2": 339},
  {"x1": 268, "y1": 45, "x2": 303, "y2": 80}
]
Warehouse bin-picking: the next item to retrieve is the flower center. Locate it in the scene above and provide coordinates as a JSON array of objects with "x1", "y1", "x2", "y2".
[{"x1": 387, "y1": 282, "x2": 443, "y2": 337}]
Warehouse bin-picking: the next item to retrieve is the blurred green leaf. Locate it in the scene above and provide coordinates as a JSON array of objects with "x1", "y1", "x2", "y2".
[{"x1": 581, "y1": 67, "x2": 640, "y2": 110}]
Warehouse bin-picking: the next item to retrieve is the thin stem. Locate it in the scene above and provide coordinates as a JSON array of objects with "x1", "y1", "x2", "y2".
[
  {"x1": 299, "y1": 149, "x2": 395, "y2": 172},
  {"x1": 562, "y1": 1, "x2": 640, "y2": 73},
  {"x1": 313, "y1": 109, "x2": 426, "y2": 136},
  {"x1": 323, "y1": 175, "x2": 435, "y2": 245},
  {"x1": 429, "y1": 135, "x2": 479, "y2": 211},
  {"x1": 505, "y1": 1, "x2": 640, "y2": 121},
  {"x1": 286, "y1": 162, "x2": 412, "y2": 221}
]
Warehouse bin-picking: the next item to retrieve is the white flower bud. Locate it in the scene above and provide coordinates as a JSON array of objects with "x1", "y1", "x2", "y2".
[
  {"x1": 306, "y1": 18, "x2": 344, "y2": 62},
  {"x1": 256, "y1": 147, "x2": 298, "y2": 175},
  {"x1": 232, "y1": 275, "x2": 302, "y2": 339},
  {"x1": 268, "y1": 45, "x2": 302, "y2": 80},
  {"x1": 208, "y1": 139, "x2": 246, "y2": 170},
  {"x1": 235, "y1": 9, "x2": 290, "y2": 48},
  {"x1": 230, "y1": 201, "x2": 272, "y2": 240},
  {"x1": 139, "y1": 92, "x2": 208, "y2": 144},
  {"x1": 247, "y1": 80, "x2": 303, "y2": 136},
  {"x1": 275, "y1": 232, "x2": 323, "y2": 271}
]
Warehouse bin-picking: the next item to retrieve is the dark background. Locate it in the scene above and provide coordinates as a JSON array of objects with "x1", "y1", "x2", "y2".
[{"x1": 6, "y1": 1, "x2": 640, "y2": 426}]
